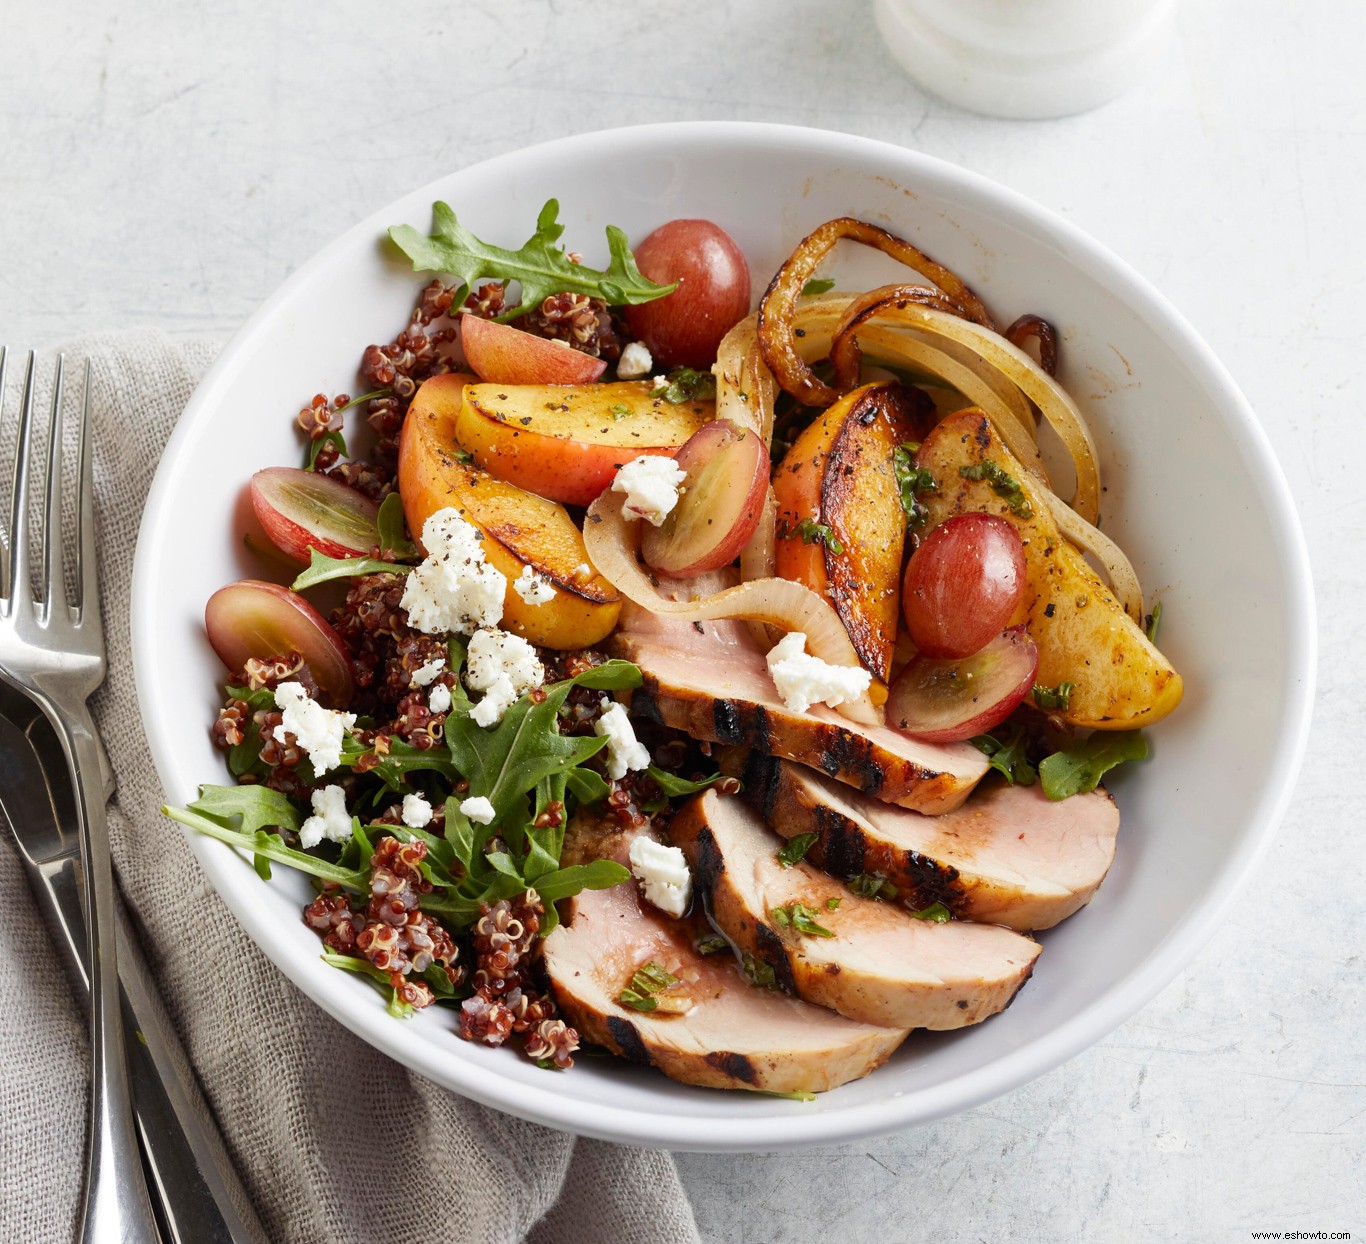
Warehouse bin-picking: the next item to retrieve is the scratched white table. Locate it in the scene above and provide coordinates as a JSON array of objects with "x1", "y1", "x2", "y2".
[{"x1": 3, "y1": 1, "x2": 1360, "y2": 1239}]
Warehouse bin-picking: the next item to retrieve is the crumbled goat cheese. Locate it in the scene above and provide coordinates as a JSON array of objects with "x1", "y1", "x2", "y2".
[
  {"x1": 400, "y1": 508, "x2": 506, "y2": 636},
  {"x1": 765, "y1": 631, "x2": 873, "y2": 714},
  {"x1": 616, "y1": 340, "x2": 653, "y2": 379},
  {"x1": 465, "y1": 628, "x2": 546, "y2": 727},
  {"x1": 573, "y1": 562, "x2": 592, "y2": 578},
  {"x1": 612, "y1": 455, "x2": 687, "y2": 526},
  {"x1": 272, "y1": 681, "x2": 356, "y2": 774},
  {"x1": 401, "y1": 793, "x2": 434, "y2": 829},
  {"x1": 459, "y1": 796, "x2": 497, "y2": 825},
  {"x1": 594, "y1": 700, "x2": 651, "y2": 780},
  {"x1": 513, "y1": 564, "x2": 556, "y2": 606},
  {"x1": 427, "y1": 683, "x2": 452, "y2": 715},
  {"x1": 299, "y1": 785, "x2": 353, "y2": 849},
  {"x1": 410, "y1": 657, "x2": 445, "y2": 688},
  {"x1": 628, "y1": 836, "x2": 692, "y2": 918}
]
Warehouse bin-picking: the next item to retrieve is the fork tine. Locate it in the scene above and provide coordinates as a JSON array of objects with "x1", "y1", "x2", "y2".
[
  {"x1": 4, "y1": 351, "x2": 39, "y2": 609},
  {"x1": 42, "y1": 355, "x2": 66, "y2": 613},
  {"x1": 76, "y1": 359, "x2": 97, "y2": 621}
]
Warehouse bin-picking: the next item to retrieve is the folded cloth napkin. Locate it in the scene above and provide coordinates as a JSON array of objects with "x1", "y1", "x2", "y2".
[{"x1": 0, "y1": 333, "x2": 701, "y2": 1244}]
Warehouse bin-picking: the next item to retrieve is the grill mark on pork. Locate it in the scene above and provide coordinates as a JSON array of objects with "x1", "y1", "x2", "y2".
[
  {"x1": 704, "y1": 1051, "x2": 760, "y2": 1085},
  {"x1": 753, "y1": 922, "x2": 799, "y2": 995},
  {"x1": 632, "y1": 676, "x2": 665, "y2": 725},
  {"x1": 606, "y1": 1016, "x2": 655, "y2": 1066}
]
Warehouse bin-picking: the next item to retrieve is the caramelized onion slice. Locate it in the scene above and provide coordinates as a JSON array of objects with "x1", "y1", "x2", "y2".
[
  {"x1": 1005, "y1": 314, "x2": 1059, "y2": 377},
  {"x1": 584, "y1": 491, "x2": 881, "y2": 725},
  {"x1": 757, "y1": 217, "x2": 997, "y2": 408},
  {"x1": 829, "y1": 284, "x2": 973, "y2": 390}
]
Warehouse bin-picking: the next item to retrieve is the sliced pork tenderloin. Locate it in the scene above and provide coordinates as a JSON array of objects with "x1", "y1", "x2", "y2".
[
  {"x1": 609, "y1": 606, "x2": 987, "y2": 814},
  {"x1": 670, "y1": 791, "x2": 1040, "y2": 1030},
  {"x1": 731, "y1": 752, "x2": 1120, "y2": 931}
]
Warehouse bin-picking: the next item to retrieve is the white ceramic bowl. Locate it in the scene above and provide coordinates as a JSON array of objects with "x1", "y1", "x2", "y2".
[{"x1": 131, "y1": 122, "x2": 1315, "y2": 1151}]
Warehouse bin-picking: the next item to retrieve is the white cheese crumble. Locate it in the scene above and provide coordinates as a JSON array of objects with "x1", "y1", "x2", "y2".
[
  {"x1": 628, "y1": 836, "x2": 692, "y2": 918},
  {"x1": 401, "y1": 793, "x2": 433, "y2": 829},
  {"x1": 410, "y1": 657, "x2": 445, "y2": 688},
  {"x1": 400, "y1": 508, "x2": 506, "y2": 636},
  {"x1": 765, "y1": 631, "x2": 873, "y2": 714},
  {"x1": 272, "y1": 682, "x2": 356, "y2": 775},
  {"x1": 594, "y1": 700, "x2": 651, "y2": 780},
  {"x1": 465, "y1": 627, "x2": 546, "y2": 727},
  {"x1": 512, "y1": 564, "x2": 556, "y2": 606},
  {"x1": 611, "y1": 454, "x2": 687, "y2": 526},
  {"x1": 572, "y1": 562, "x2": 592, "y2": 578},
  {"x1": 459, "y1": 795, "x2": 497, "y2": 825},
  {"x1": 616, "y1": 340, "x2": 653, "y2": 379},
  {"x1": 299, "y1": 785, "x2": 353, "y2": 849},
  {"x1": 427, "y1": 683, "x2": 452, "y2": 715}
]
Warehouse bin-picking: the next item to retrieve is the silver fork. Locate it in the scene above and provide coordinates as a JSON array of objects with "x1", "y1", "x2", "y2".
[{"x1": 0, "y1": 349, "x2": 161, "y2": 1243}]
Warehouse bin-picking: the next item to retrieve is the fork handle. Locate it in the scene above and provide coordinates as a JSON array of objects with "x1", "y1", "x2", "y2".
[{"x1": 50, "y1": 706, "x2": 162, "y2": 1244}]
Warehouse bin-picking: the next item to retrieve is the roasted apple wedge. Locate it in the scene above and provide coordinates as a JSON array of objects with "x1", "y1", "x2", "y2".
[
  {"x1": 671, "y1": 792, "x2": 1040, "y2": 1030},
  {"x1": 774, "y1": 382, "x2": 932, "y2": 685},
  {"x1": 456, "y1": 380, "x2": 713, "y2": 505},
  {"x1": 732, "y1": 752, "x2": 1120, "y2": 931},
  {"x1": 543, "y1": 851, "x2": 908, "y2": 1094},
  {"x1": 399, "y1": 373, "x2": 620, "y2": 648},
  {"x1": 915, "y1": 410, "x2": 1183, "y2": 729}
]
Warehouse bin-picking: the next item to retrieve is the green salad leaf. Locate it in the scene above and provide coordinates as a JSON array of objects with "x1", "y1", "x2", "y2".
[
  {"x1": 1038, "y1": 731, "x2": 1148, "y2": 801},
  {"x1": 292, "y1": 550, "x2": 411, "y2": 592},
  {"x1": 376, "y1": 492, "x2": 417, "y2": 561},
  {"x1": 971, "y1": 725, "x2": 1038, "y2": 787},
  {"x1": 389, "y1": 199, "x2": 676, "y2": 322}
]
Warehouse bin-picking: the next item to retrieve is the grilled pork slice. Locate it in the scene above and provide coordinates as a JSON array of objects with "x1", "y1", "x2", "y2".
[
  {"x1": 543, "y1": 879, "x2": 908, "y2": 1093},
  {"x1": 671, "y1": 792, "x2": 1040, "y2": 1029},
  {"x1": 734, "y1": 753, "x2": 1120, "y2": 931},
  {"x1": 609, "y1": 611, "x2": 988, "y2": 815}
]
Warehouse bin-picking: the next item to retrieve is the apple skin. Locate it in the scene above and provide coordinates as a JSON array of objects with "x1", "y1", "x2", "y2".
[
  {"x1": 399, "y1": 373, "x2": 621, "y2": 649},
  {"x1": 455, "y1": 380, "x2": 712, "y2": 506},
  {"x1": 249, "y1": 467, "x2": 380, "y2": 564},
  {"x1": 460, "y1": 315, "x2": 607, "y2": 386},
  {"x1": 205, "y1": 579, "x2": 355, "y2": 706}
]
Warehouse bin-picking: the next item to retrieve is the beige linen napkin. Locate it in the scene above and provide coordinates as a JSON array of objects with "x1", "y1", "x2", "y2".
[{"x1": 0, "y1": 333, "x2": 702, "y2": 1244}]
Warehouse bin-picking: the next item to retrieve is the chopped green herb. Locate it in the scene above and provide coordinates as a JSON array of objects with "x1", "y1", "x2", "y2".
[
  {"x1": 794, "y1": 517, "x2": 843, "y2": 555},
  {"x1": 1038, "y1": 730, "x2": 1148, "y2": 801},
  {"x1": 608, "y1": 403, "x2": 632, "y2": 420},
  {"x1": 893, "y1": 444, "x2": 938, "y2": 528},
  {"x1": 770, "y1": 902, "x2": 835, "y2": 938},
  {"x1": 389, "y1": 198, "x2": 676, "y2": 322},
  {"x1": 800, "y1": 278, "x2": 835, "y2": 297},
  {"x1": 777, "y1": 832, "x2": 819, "y2": 868},
  {"x1": 653, "y1": 367, "x2": 717, "y2": 404},
  {"x1": 1146, "y1": 600, "x2": 1163, "y2": 644},
  {"x1": 825, "y1": 897, "x2": 841, "y2": 911},
  {"x1": 742, "y1": 953, "x2": 778, "y2": 989},
  {"x1": 908, "y1": 901, "x2": 952, "y2": 923},
  {"x1": 971, "y1": 725, "x2": 1038, "y2": 786},
  {"x1": 1032, "y1": 681, "x2": 1076, "y2": 712},
  {"x1": 618, "y1": 961, "x2": 682, "y2": 1013},
  {"x1": 959, "y1": 459, "x2": 1033, "y2": 518},
  {"x1": 453, "y1": 448, "x2": 474, "y2": 465},
  {"x1": 847, "y1": 873, "x2": 898, "y2": 901},
  {"x1": 694, "y1": 933, "x2": 730, "y2": 956}
]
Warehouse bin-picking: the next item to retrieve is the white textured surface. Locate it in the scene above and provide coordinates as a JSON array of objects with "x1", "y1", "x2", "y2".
[{"x1": 1, "y1": 1, "x2": 1360, "y2": 1240}]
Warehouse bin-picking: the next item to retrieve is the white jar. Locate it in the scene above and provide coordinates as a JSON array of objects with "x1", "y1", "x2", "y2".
[{"x1": 874, "y1": 0, "x2": 1178, "y2": 120}]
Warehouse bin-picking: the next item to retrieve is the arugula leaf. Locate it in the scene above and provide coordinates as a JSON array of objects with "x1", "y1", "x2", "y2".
[
  {"x1": 306, "y1": 428, "x2": 347, "y2": 471},
  {"x1": 222, "y1": 684, "x2": 277, "y2": 779},
  {"x1": 376, "y1": 493, "x2": 417, "y2": 561},
  {"x1": 893, "y1": 444, "x2": 937, "y2": 529},
  {"x1": 389, "y1": 199, "x2": 676, "y2": 321},
  {"x1": 529, "y1": 859, "x2": 630, "y2": 904},
  {"x1": 800, "y1": 277, "x2": 835, "y2": 297},
  {"x1": 338, "y1": 734, "x2": 460, "y2": 791},
  {"x1": 641, "y1": 765, "x2": 728, "y2": 812},
  {"x1": 320, "y1": 952, "x2": 413, "y2": 1019},
  {"x1": 566, "y1": 767, "x2": 611, "y2": 807},
  {"x1": 908, "y1": 901, "x2": 952, "y2": 923},
  {"x1": 1146, "y1": 600, "x2": 1164, "y2": 644},
  {"x1": 971, "y1": 726, "x2": 1038, "y2": 786},
  {"x1": 652, "y1": 367, "x2": 717, "y2": 404},
  {"x1": 770, "y1": 902, "x2": 835, "y2": 938},
  {"x1": 292, "y1": 549, "x2": 411, "y2": 592},
  {"x1": 777, "y1": 832, "x2": 818, "y2": 868},
  {"x1": 165, "y1": 803, "x2": 366, "y2": 889},
  {"x1": 959, "y1": 460, "x2": 1033, "y2": 518},
  {"x1": 185, "y1": 783, "x2": 301, "y2": 880},
  {"x1": 1032, "y1": 681, "x2": 1075, "y2": 712},
  {"x1": 1039, "y1": 731, "x2": 1148, "y2": 801}
]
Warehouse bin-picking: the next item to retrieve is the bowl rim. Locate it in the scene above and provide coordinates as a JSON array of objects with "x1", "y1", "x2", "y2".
[{"x1": 131, "y1": 120, "x2": 1316, "y2": 1150}]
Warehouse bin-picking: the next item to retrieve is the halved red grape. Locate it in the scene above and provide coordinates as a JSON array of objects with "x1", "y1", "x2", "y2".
[
  {"x1": 205, "y1": 579, "x2": 354, "y2": 706},
  {"x1": 886, "y1": 627, "x2": 1038, "y2": 743},
  {"x1": 250, "y1": 467, "x2": 381, "y2": 564},
  {"x1": 624, "y1": 219, "x2": 752, "y2": 369},
  {"x1": 641, "y1": 420, "x2": 769, "y2": 577},
  {"x1": 902, "y1": 513, "x2": 1026, "y2": 659}
]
